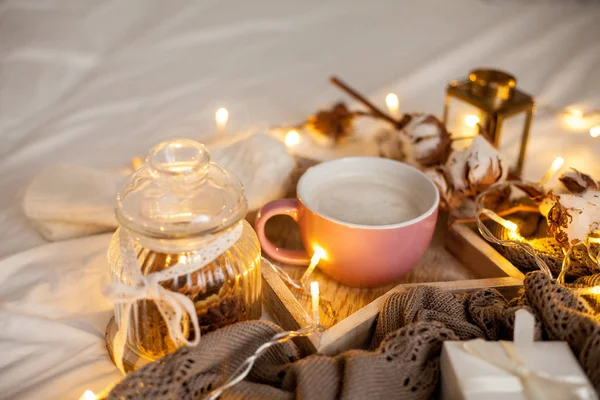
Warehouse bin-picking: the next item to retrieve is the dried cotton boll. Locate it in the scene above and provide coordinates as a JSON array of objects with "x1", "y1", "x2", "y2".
[
  {"x1": 464, "y1": 136, "x2": 507, "y2": 193},
  {"x1": 425, "y1": 168, "x2": 449, "y2": 195},
  {"x1": 401, "y1": 114, "x2": 451, "y2": 167},
  {"x1": 559, "y1": 169, "x2": 598, "y2": 193},
  {"x1": 425, "y1": 168, "x2": 451, "y2": 210},
  {"x1": 373, "y1": 128, "x2": 405, "y2": 161},
  {"x1": 444, "y1": 148, "x2": 471, "y2": 194},
  {"x1": 444, "y1": 136, "x2": 507, "y2": 196}
]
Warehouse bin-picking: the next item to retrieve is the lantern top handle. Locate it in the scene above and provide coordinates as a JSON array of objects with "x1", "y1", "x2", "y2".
[{"x1": 469, "y1": 69, "x2": 516, "y2": 101}]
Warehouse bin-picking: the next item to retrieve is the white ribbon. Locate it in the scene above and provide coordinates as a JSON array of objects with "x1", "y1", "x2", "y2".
[
  {"x1": 462, "y1": 310, "x2": 597, "y2": 400},
  {"x1": 105, "y1": 222, "x2": 244, "y2": 373}
]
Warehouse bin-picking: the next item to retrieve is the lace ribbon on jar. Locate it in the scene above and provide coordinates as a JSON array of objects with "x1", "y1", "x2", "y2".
[{"x1": 105, "y1": 222, "x2": 244, "y2": 373}]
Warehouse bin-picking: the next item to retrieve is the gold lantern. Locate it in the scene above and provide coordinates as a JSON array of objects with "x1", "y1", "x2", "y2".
[{"x1": 443, "y1": 69, "x2": 535, "y2": 176}]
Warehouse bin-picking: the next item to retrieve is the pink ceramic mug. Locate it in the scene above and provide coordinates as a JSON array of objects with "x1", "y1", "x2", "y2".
[{"x1": 255, "y1": 157, "x2": 439, "y2": 287}]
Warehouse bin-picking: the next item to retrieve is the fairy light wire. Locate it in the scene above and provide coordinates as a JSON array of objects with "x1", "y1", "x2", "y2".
[
  {"x1": 475, "y1": 181, "x2": 600, "y2": 299},
  {"x1": 263, "y1": 250, "x2": 337, "y2": 321},
  {"x1": 475, "y1": 181, "x2": 553, "y2": 277},
  {"x1": 268, "y1": 261, "x2": 303, "y2": 290},
  {"x1": 204, "y1": 324, "x2": 320, "y2": 400},
  {"x1": 204, "y1": 262, "x2": 323, "y2": 399}
]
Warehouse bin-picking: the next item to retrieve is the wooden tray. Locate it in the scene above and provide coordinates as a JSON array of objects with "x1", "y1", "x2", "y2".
[{"x1": 261, "y1": 216, "x2": 524, "y2": 356}]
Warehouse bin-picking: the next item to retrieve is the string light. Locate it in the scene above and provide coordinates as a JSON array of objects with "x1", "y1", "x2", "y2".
[
  {"x1": 574, "y1": 286, "x2": 600, "y2": 296},
  {"x1": 79, "y1": 390, "x2": 97, "y2": 400},
  {"x1": 480, "y1": 209, "x2": 521, "y2": 241},
  {"x1": 130, "y1": 157, "x2": 143, "y2": 171},
  {"x1": 476, "y1": 180, "x2": 600, "y2": 300},
  {"x1": 310, "y1": 281, "x2": 320, "y2": 325},
  {"x1": 539, "y1": 156, "x2": 564, "y2": 186},
  {"x1": 205, "y1": 261, "x2": 323, "y2": 400},
  {"x1": 590, "y1": 125, "x2": 600, "y2": 138},
  {"x1": 284, "y1": 129, "x2": 301, "y2": 147},
  {"x1": 568, "y1": 108, "x2": 583, "y2": 119},
  {"x1": 300, "y1": 246, "x2": 326, "y2": 286},
  {"x1": 385, "y1": 93, "x2": 400, "y2": 118},
  {"x1": 268, "y1": 251, "x2": 338, "y2": 323},
  {"x1": 215, "y1": 107, "x2": 229, "y2": 134},
  {"x1": 464, "y1": 115, "x2": 480, "y2": 128},
  {"x1": 475, "y1": 181, "x2": 553, "y2": 277},
  {"x1": 564, "y1": 108, "x2": 584, "y2": 129}
]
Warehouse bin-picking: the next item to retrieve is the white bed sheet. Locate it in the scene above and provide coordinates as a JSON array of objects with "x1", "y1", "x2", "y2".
[{"x1": 0, "y1": 0, "x2": 599, "y2": 398}]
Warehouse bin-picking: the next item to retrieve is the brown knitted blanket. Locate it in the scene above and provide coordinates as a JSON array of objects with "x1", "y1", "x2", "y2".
[{"x1": 108, "y1": 272, "x2": 600, "y2": 399}]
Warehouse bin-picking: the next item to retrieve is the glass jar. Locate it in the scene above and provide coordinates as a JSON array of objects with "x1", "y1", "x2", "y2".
[{"x1": 107, "y1": 139, "x2": 261, "y2": 366}]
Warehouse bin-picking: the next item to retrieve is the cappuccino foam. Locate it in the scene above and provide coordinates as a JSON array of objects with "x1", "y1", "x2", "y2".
[{"x1": 304, "y1": 174, "x2": 422, "y2": 226}]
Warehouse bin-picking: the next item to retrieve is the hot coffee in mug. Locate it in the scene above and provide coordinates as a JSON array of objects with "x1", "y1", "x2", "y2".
[
  {"x1": 256, "y1": 157, "x2": 439, "y2": 287},
  {"x1": 304, "y1": 174, "x2": 422, "y2": 226}
]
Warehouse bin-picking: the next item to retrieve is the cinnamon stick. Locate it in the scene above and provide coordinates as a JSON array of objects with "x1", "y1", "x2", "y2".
[{"x1": 329, "y1": 76, "x2": 411, "y2": 130}]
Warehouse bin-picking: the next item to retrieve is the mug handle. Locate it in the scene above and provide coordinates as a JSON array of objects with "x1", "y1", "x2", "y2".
[{"x1": 255, "y1": 199, "x2": 310, "y2": 265}]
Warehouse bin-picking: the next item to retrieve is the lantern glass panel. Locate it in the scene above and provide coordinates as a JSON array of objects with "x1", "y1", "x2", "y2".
[
  {"x1": 497, "y1": 112, "x2": 527, "y2": 171},
  {"x1": 444, "y1": 97, "x2": 484, "y2": 149}
]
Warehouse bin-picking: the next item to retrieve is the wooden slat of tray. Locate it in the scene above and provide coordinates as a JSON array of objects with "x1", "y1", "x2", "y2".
[{"x1": 445, "y1": 223, "x2": 525, "y2": 281}]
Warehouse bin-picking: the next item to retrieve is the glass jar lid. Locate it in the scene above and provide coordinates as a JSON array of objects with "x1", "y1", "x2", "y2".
[{"x1": 116, "y1": 138, "x2": 247, "y2": 238}]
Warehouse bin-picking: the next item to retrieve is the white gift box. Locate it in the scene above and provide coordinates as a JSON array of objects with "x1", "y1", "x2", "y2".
[{"x1": 440, "y1": 310, "x2": 597, "y2": 400}]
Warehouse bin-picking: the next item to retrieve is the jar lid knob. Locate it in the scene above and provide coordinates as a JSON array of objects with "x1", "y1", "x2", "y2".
[{"x1": 148, "y1": 139, "x2": 210, "y2": 185}]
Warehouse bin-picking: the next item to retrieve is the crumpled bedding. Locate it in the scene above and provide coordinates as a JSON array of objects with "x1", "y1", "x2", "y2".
[{"x1": 0, "y1": 0, "x2": 599, "y2": 398}]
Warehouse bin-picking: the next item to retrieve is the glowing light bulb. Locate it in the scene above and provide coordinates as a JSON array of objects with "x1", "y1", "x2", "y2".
[
  {"x1": 575, "y1": 286, "x2": 600, "y2": 296},
  {"x1": 312, "y1": 246, "x2": 326, "y2": 262},
  {"x1": 481, "y1": 209, "x2": 520, "y2": 236},
  {"x1": 385, "y1": 93, "x2": 400, "y2": 118},
  {"x1": 569, "y1": 109, "x2": 583, "y2": 119},
  {"x1": 464, "y1": 115, "x2": 480, "y2": 128},
  {"x1": 590, "y1": 125, "x2": 600, "y2": 138},
  {"x1": 540, "y1": 156, "x2": 565, "y2": 186},
  {"x1": 284, "y1": 130, "x2": 301, "y2": 147},
  {"x1": 564, "y1": 108, "x2": 586, "y2": 129},
  {"x1": 310, "y1": 281, "x2": 320, "y2": 325},
  {"x1": 215, "y1": 108, "x2": 229, "y2": 133},
  {"x1": 130, "y1": 156, "x2": 143, "y2": 171},
  {"x1": 79, "y1": 390, "x2": 97, "y2": 400},
  {"x1": 301, "y1": 246, "x2": 326, "y2": 285},
  {"x1": 590, "y1": 287, "x2": 600, "y2": 295}
]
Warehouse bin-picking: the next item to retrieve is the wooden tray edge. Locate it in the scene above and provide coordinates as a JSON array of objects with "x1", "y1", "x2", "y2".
[
  {"x1": 318, "y1": 276, "x2": 522, "y2": 355},
  {"x1": 262, "y1": 263, "x2": 318, "y2": 354},
  {"x1": 446, "y1": 223, "x2": 525, "y2": 280}
]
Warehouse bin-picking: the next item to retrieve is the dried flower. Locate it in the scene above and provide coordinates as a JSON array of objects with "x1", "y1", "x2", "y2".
[
  {"x1": 401, "y1": 114, "x2": 451, "y2": 167},
  {"x1": 423, "y1": 136, "x2": 508, "y2": 218},
  {"x1": 306, "y1": 102, "x2": 355, "y2": 142},
  {"x1": 425, "y1": 168, "x2": 451, "y2": 211},
  {"x1": 559, "y1": 168, "x2": 598, "y2": 193},
  {"x1": 374, "y1": 129, "x2": 406, "y2": 160},
  {"x1": 444, "y1": 136, "x2": 507, "y2": 197},
  {"x1": 544, "y1": 194, "x2": 573, "y2": 248},
  {"x1": 541, "y1": 190, "x2": 600, "y2": 248}
]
